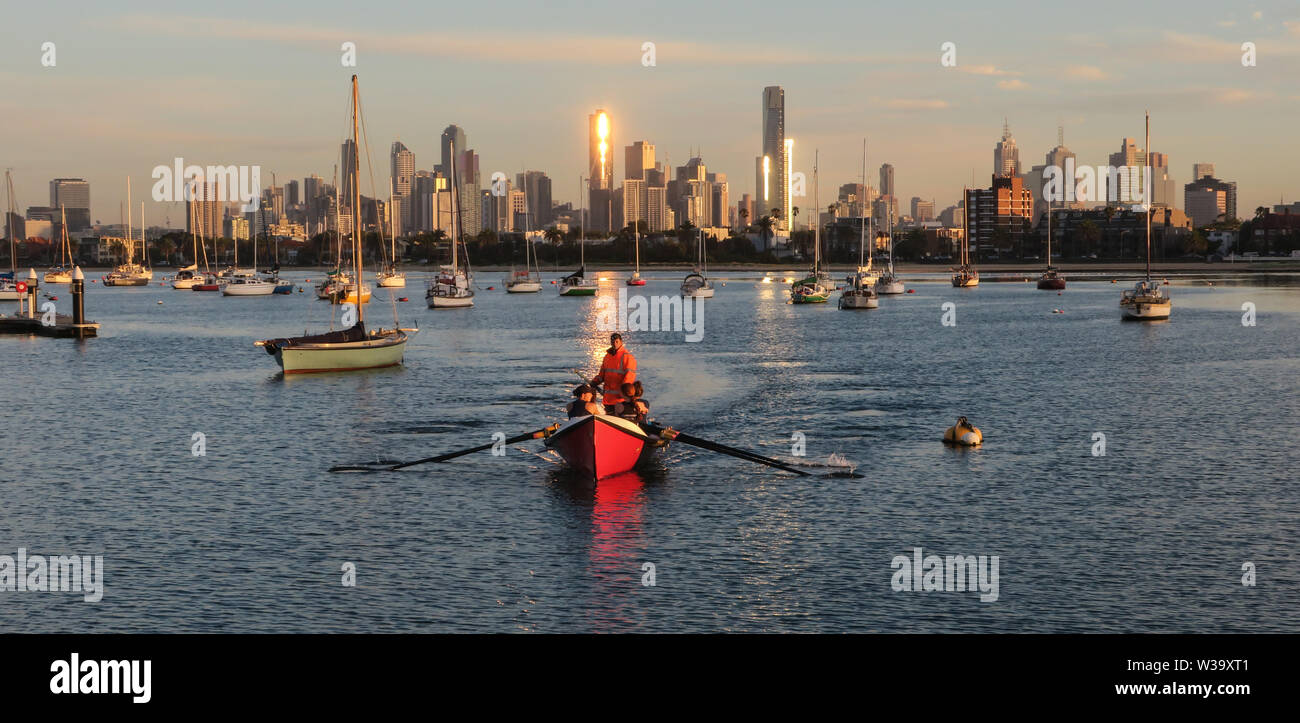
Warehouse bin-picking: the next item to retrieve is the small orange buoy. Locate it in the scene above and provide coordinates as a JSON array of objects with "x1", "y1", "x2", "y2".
[
  {"x1": 397, "y1": 296, "x2": 408, "y2": 302},
  {"x1": 486, "y1": 286, "x2": 495, "y2": 290},
  {"x1": 906, "y1": 288, "x2": 915, "y2": 293}
]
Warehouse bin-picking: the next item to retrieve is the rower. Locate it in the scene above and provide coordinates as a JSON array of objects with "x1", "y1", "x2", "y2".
[
  {"x1": 591, "y1": 332, "x2": 637, "y2": 409},
  {"x1": 567, "y1": 384, "x2": 603, "y2": 418}
]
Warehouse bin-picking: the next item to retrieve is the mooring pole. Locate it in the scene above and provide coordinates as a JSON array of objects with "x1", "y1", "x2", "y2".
[
  {"x1": 72, "y1": 266, "x2": 85, "y2": 334},
  {"x1": 25, "y1": 268, "x2": 38, "y2": 318}
]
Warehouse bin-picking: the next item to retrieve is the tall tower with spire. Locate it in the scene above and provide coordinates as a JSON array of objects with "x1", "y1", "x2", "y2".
[{"x1": 994, "y1": 119, "x2": 1020, "y2": 177}]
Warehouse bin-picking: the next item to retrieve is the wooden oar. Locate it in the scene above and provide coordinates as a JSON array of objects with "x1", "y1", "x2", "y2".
[
  {"x1": 328, "y1": 424, "x2": 560, "y2": 472},
  {"x1": 645, "y1": 424, "x2": 810, "y2": 476}
]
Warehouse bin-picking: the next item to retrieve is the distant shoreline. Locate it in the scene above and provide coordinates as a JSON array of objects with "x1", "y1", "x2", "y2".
[{"x1": 23, "y1": 261, "x2": 1300, "y2": 276}]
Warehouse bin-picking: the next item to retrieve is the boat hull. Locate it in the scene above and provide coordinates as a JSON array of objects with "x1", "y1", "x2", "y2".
[
  {"x1": 505, "y1": 282, "x2": 541, "y2": 293},
  {"x1": 1121, "y1": 300, "x2": 1172, "y2": 320},
  {"x1": 377, "y1": 275, "x2": 406, "y2": 288},
  {"x1": 44, "y1": 272, "x2": 72, "y2": 284},
  {"x1": 222, "y1": 283, "x2": 276, "y2": 296},
  {"x1": 544, "y1": 415, "x2": 658, "y2": 479},
  {"x1": 559, "y1": 286, "x2": 597, "y2": 296},
  {"x1": 272, "y1": 333, "x2": 407, "y2": 374},
  {"x1": 876, "y1": 280, "x2": 905, "y2": 294},
  {"x1": 839, "y1": 293, "x2": 879, "y2": 309},
  {"x1": 1037, "y1": 277, "x2": 1066, "y2": 290},
  {"x1": 426, "y1": 291, "x2": 475, "y2": 308},
  {"x1": 171, "y1": 277, "x2": 202, "y2": 289},
  {"x1": 102, "y1": 276, "x2": 149, "y2": 287},
  {"x1": 951, "y1": 277, "x2": 979, "y2": 287}
]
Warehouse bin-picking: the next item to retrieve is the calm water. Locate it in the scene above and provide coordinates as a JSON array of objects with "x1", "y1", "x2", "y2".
[{"x1": 2, "y1": 270, "x2": 1298, "y2": 632}]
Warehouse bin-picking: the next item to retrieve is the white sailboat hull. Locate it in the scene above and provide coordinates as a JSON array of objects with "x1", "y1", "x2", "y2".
[
  {"x1": 877, "y1": 280, "x2": 905, "y2": 294},
  {"x1": 222, "y1": 281, "x2": 277, "y2": 296},
  {"x1": 427, "y1": 292, "x2": 475, "y2": 308},
  {"x1": 1121, "y1": 300, "x2": 1172, "y2": 320},
  {"x1": 377, "y1": 274, "x2": 406, "y2": 288},
  {"x1": 44, "y1": 271, "x2": 72, "y2": 284},
  {"x1": 681, "y1": 286, "x2": 714, "y2": 298},
  {"x1": 506, "y1": 282, "x2": 542, "y2": 293},
  {"x1": 171, "y1": 277, "x2": 202, "y2": 289},
  {"x1": 839, "y1": 292, "x2": 879, "y2": 309}
]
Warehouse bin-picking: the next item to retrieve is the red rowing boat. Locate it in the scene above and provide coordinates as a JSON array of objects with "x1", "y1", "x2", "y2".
[{"x1": 544, "y1": 414, "x2": 664, "y2": 479}]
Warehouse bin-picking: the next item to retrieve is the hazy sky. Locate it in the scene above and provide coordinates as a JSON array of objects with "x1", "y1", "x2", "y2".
[{"x1": 1, "y1": 0, "x2": 1296, "y2": 225}]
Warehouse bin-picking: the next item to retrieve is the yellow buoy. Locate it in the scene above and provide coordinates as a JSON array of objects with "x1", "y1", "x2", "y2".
[{"x1": 943, "y1": 416, "x2": 982, "y2": 446}]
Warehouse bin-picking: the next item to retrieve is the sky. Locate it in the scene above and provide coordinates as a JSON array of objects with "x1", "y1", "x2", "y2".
[{"x1": 1, "y1": 0, "x2": 1297, "y2": 226}]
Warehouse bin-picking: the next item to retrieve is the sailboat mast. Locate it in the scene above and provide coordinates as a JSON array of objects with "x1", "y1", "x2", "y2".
[
  {"x1": 126, "y1": 178, "x2": 133, "y2": 264},
  {"x1": 961, "y1": 186, "x2": 968, "y2": 267},
  {"x1": 812, "y1": 150, "x2": 819, "y2": 272},
  {"x1": 449, "y1": 140, "x2": 459, "y2": 272},
  {"x1": 351, "y1": 75, "x2": 363, "y2": 324},
  {"x1": 859, "y1": 140, "x2": 866, "y2": 269},
  {"x1": 1144, "y1": 110, "x2": 1151, "y2": 281}
]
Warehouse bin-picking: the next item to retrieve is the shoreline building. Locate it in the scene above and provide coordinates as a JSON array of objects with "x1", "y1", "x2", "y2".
[{"x1": 965, "y1": 175, "x2": 1033, "y2": 255}]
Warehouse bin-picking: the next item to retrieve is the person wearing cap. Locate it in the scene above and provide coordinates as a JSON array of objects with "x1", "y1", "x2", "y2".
[
  {"x1": 591, "y1": 333, "x2": 637, "y2": 408},
  {"x1": 567, "y1": 384, "x2": 603, "y2": 418}
]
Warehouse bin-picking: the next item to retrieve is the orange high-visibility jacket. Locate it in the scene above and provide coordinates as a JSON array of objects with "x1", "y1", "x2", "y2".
[{"x1": 595, "y1": 347, "x2": 637, "y2": 405}]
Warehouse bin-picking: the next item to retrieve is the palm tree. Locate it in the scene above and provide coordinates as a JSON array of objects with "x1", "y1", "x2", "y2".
[
  {"x1": 757, "y1": 215, "x2": 775, "y2": 249},
  {"x1": 543, "y1": 226, "x2": 563, "y2": 245},
  {"x1": 108, "y1": 238, "x2": 126, "y2": 264}
]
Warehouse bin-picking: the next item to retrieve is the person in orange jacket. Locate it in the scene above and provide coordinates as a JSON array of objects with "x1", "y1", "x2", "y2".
[{"x1": 591, "y1": 333, "x2": 637, "y2": 408}]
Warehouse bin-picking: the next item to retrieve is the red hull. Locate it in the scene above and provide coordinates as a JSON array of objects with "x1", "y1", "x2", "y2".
[
  {"x1": 1036, "y1": 278, "x2": 1066, "y2": 290},
  {"x1": 545, "y1": 415, "x2": 656, "y2": 479},
  {"x1": 626, "y1": 279, "x2": 646, "y2": 286}
]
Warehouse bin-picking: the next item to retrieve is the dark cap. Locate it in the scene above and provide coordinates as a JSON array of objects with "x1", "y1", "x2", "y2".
[
  {"x1": 572, "y1": 384, "x2": 596, "y2": 397},
  {"x1": 610, "y1": 332, "x2": 623, "y2": 341}
]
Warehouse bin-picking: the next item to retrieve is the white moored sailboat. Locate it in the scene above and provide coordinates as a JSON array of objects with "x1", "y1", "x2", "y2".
[
  {"x1": 680, "y1": 224, "x2": 714, "y2": 298},
  {"x1": 559, "y1": 177, "x2": 598, "y2": 296},
  {"x1": 1120, "y1": 111, "x2": 1171, "y2": 322},
  {"x1": 257, "y1": 75, "x2": 410, "y2": 373},
  {"x1": 44, "y1": 206, "x2": 74, "y2": 284},
  {"x1": 376, "y1": 178, "x2": 405, "y2": 288},
  {"x1": 791, "y1": 151, "x2": 832, "y2": 304},
  {"x1": 504, "y1": 192, "x2": 541, "y2": 293},
  {"x1": 426, "y1": 139, "x2": 475, "y2": 308},
  {"x1": 221, "y1": 217, "x2": 275, "y2": 295},
  {"x1": 841, "y1": 140, "x2": 879, "y2": 310},
  {"x1": 0, "y1": 171, "x2": 20, "y2": 300},
  {"x1": 875, "y1": 164, "x2": 905, "y2": 295},
  {"x1": 952, "y1": 184, "x2": 979, "y2": 287}
]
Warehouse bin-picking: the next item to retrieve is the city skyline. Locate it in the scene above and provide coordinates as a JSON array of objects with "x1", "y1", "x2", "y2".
[{"x1": 1, "y1": 1, "x2": 1297, "y2": 223}]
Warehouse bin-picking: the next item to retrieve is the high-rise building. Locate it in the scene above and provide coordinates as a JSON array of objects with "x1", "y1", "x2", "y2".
[
  {"x1": 736, "y1": 193, "x2": 755, "y2": 228},
  {"x1": 588, "y1": 109, "x2": 614, "y2": 232},
  {"x1": 341, "y1": 139, "x2": 358, "y2": 210},
  {"x1": 619, "y1": 178, "x2": 647, "y2": 230},
  {"x1": 625, "y1": 141, "x2": 655, "y2": 181},
  {"x1": 1041, "y1": 128, "x2": 1083, "y2": 212},
  {"x1": 911, "y1": 197, "x2": 935, "y2": 222},
  {"x1": 186, "y1": 179, "x2": 224, "y2": 240},
  {"x1": 647, "y1": 186, "x2": 670, "y2": 232},
  {"x1": 49, "y1": 178, "x2": 91, "y2": 230},
  {"x1": 391, "y1": 141, "x2": 415, "y2": 236},
  {"x1": 994, "y1": 120, "x2": 1021, "y2": 177},
  {"x1": 440, "y1": 125, "x2": 466, "y2": 178},
  {"x1": 515, "y1": 171, "x2": 553, "y2": 228},
  {"x1": 1192, "y1": 163, "x2": 1215, "y2": 181},
  {"x1": 708, "y1": 172, "x2": 729, "y2": 228},
  {"x1": 878, "y1": 164, "x2": 895, "y2": 197},
  {"x1": 1184, "y1": 176, "x2": 1237, "y2": 227},
  {"x1": 965, "y1": 175, "x2": 1033, "y2": 251},
  {"x1": 1147, "y1": 151, "x2": 1176, "y2": 208},
  {"x1": 285, "y1": 180, "x2": 299, "y2": 208},
  {"x1": 457, "y1": 149, "x2": 482, "y2": 236},
  {"x1": 1106, "y1": 137, "x2": 1148, "y2": 206},
  {"x1": 756, "y1": 86, "x2": 787, "y2": 231},
  {"x1": 411, "y1": 170, "x2": 449, "y2": 233}
]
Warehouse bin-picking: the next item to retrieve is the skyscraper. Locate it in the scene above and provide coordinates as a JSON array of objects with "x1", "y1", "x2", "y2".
[
  {"x1": 49, "y1": 178, "x2": 90, "y2": 230},
  {"x1": 440, "y1": 125, "x2": 466, "y2": 178},
  {"x1": 285, "y1": 180, "x2": 299, "y2": 208},
  {"x1": 1107, "y1": 137, "x2": 1148, "y2": 206},
  {"x1": 391, "y1": 141, "x2": 415, "y2": 236},
  {"x1": 515, "y1": 171, "x2": 553, "y2": 228},
  {"x1": 879, "y1": 164, "x2": 895, "y2": 197},
  {"x1": 588, "y1": 109, "x2": 613, "y2": 232},
  {"x1": 457, "y1": 149, "x2": 481, "y2": 236},
  {"x1": 994, "y1": 120, "x2": 1021, "y2": 177},
  {"x1": 1192, "y1": 163, "x2": 1215, "y2": 181},
  {"x1": 1184, "y1": 176, "x2": 1237, "y2": 226},
  {"x1": 625, "y1": 141, "x2": 655, "y2": 181},
  {"x1": 756, "y1": 86, "x2": 787, "y2": 231},
  {"x1": 341, "y1": 139, "x2": 357, "y2": 211}
]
